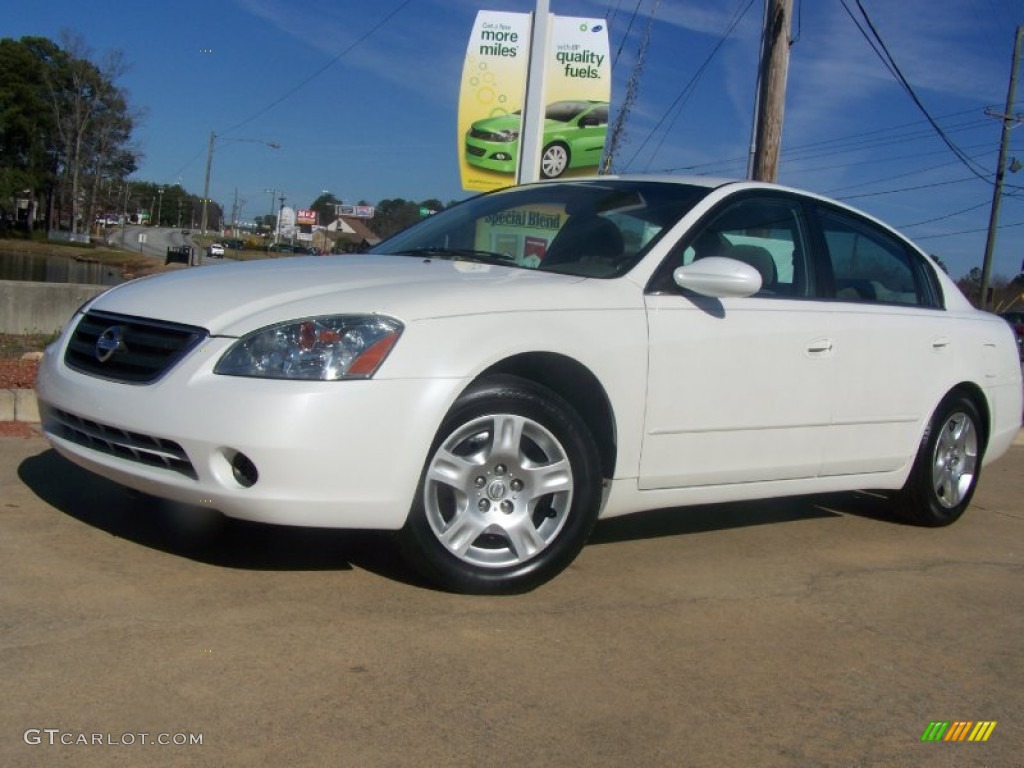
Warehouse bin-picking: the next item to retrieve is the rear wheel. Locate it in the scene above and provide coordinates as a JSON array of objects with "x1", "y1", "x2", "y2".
[
  {"x1": 399, "y1": 375, "x2": 602, "y2": 594},
  {"x1": 896, "y1": 393, "x2": 985, "y2": 526},
  {"x1": 540, "y1": 143, "x2": 570, "y2": 178}
]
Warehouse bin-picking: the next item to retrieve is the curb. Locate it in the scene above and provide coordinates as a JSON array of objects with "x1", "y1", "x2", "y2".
[
  {"x1": 2, "y1": 387, "x2": 1023, "y2": 445},
  {"x1": 0, "y1": 388, "x2": 39, "y2": 423}
]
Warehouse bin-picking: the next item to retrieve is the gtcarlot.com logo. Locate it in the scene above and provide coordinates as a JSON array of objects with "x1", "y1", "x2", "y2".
[
  {"x1": 921, "y1": 721, "x2": 997, "y2": 742},
  {"x1": 23, "y1": 729, "x2": 203, "y2": 747}
]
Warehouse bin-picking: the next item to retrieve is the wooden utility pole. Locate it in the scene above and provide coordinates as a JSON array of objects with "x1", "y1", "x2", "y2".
[
  {"x1": 748, "y1": 0, "x2": 793, "y2": 182},
  {"x1": 980, "y1": 25, "x2": 1023, "y2": 311}
]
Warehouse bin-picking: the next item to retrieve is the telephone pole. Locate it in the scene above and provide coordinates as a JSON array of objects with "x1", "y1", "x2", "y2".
[
  {"x1": 980, "y1": 25, "x2": 1023, "y2": 311},
  {"x1": 748, "y1": 0, "x2": 793, "y2": 182}
]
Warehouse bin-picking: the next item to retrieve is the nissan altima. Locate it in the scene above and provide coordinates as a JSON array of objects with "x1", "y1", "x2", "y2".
[{"x1": 36, "y1": 176, "x2": 1023, "y2": 593}]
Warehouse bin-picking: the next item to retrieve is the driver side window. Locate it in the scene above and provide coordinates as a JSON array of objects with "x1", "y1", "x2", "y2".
[{"x1": 677, "y1": 197, "x2": 812, "y2": 298}]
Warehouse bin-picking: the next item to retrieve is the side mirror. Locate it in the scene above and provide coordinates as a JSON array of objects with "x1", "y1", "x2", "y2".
[{"x1": 673, "y1": 256, "x2": 762, "y2": 298}]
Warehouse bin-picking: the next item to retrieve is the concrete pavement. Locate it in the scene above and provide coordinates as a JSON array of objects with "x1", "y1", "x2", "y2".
[{"x1": 1, "y1": 433, "x2": 1023, "y2": 766}]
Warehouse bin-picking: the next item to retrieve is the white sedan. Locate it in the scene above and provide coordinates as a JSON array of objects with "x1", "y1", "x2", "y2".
[{"x1": 36, "y1": 177, "x2": 1023, "y2": 593}]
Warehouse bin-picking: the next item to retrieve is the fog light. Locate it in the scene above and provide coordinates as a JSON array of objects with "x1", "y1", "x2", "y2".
[{"x1": 231, "y1": 452, "x2": 258, "y2": 487}]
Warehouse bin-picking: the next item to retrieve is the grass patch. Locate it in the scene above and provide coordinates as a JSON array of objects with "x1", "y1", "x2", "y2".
[{"x1": 0, "y1": 332, "x2": 58, "y2": 358}]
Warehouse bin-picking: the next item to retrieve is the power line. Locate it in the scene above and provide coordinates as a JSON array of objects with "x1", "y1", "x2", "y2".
[
  {"x1": 822, "y1": 151, "x2": 992, "y2": 195},
  {"x1": 612, "y1": 0, "x2": 646, "y2": 68},
  {"x1": 645, "y1": 108, "x2": 991, "y2": 175},
  {"x1": 837, "y1": 176, "x2": 979, "y2": 201},
  {"x1": 897, "y1": 200, "x2": 992, "y2": 229},
  {"x1": 912, "y1": 219, "x2": 1024, "y2": 240},
  {"x1": 645, "y1": 0, "x2": 757, "y2": 170},
  {"x1": 218, "y1": 0, "x2": 415, "y2": 138},
  {"x1": 838, "y1": 0, "x2": 993, "y2": 183},
  {"x1": 784, "y1": 141, "x2": 991, "y2": 177},
  {"x1": 621, "y1": 0, "x2": 757, "y2": 171}
]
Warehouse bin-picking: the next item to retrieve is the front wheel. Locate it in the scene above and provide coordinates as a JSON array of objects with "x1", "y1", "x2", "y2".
[
  {"x1": 399, "y1": 375, "x2": 602, "y2": 594},
  {"x1": 896, "y1": 393, "x2": 985, "y2": 526}
]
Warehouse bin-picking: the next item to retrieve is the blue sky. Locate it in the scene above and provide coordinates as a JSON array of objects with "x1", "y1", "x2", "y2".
[{"x1": 8, "y1": 0, "x2": 1024, "y2": 280}]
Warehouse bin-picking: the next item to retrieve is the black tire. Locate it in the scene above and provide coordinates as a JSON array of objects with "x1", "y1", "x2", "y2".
[
  {"x1": 399, "y1": 374, "x2": 602, "y2": 594},
  {"x1": 896, "y1": 392, "x2": 985, "y2": 527}
]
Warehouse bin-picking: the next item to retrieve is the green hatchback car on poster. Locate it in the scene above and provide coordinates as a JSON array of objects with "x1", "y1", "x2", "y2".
[{"x1": 465, "y1": 100, "x2": 609, "y2": 178}]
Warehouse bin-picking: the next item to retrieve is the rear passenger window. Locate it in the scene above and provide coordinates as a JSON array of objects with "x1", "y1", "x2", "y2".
[{"x1": 818, "y1": 209, "x2": 937, "y2": 307}]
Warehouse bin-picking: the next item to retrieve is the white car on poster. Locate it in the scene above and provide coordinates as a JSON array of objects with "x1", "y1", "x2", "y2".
[{"x1": 36, "y1": 176, "x2": 1023, "y2": 593}]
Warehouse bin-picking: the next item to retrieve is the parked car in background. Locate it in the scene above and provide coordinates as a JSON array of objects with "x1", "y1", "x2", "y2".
[
  {"x1": 208, "y1": 242, "x2": 225, "y2": 258},
  {"x1": 268, "y1": 242, "x2": 314, "y2": 255},
  {"x1": 35, "y1": 176, "x2": 1023, "y2": 594},
  {"x1": 1000, "y1": 310, "x2": 1024, "y2": 358}
]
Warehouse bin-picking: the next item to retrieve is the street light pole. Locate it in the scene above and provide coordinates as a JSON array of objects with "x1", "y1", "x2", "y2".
[
  {"x1": 275, "y1": 195, "x2": 286, "y2": 245},
  {"x1": 201, "y1": 131, "x2": 280, "y2": 236},
  {"x1": 200, "y1": 131, "x2": 216, "y2": 236}
]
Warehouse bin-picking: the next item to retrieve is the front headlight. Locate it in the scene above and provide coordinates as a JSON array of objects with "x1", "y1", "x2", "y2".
[{"x1": 215, "y1": 315, "x2": 403, "y2": 380}]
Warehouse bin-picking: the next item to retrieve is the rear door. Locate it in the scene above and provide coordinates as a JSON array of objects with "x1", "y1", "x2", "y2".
[{"x1": 811, "y1": 205, "x2": 952, "y2": 475}]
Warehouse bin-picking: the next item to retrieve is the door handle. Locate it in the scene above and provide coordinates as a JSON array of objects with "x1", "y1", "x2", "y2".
[
  {"x1": 807, "y1": 338, "x2": 833, "y2": 354},
  {"x1": 932, "y1": 336, "x2": 951, "y2": 349}
]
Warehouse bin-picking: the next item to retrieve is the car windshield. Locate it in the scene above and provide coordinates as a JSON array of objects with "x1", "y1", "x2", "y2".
[
  {"x1": 370, "y1": 180, "x2": 711, "y2": 278},
  {"x1": 545, "y1": 101, "x2": 590, "y2": 121}
]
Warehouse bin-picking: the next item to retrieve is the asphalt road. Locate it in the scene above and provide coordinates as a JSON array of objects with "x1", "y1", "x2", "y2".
[
  {"x1": 108, "y1": 226, "x2": 227, "y2": 265},
  {"x1": 107, "y1": 226, "x2": 191, "y2": 259},
  {"x1": 2, "y1": 433, "x2": 1022, "y2": 767}
]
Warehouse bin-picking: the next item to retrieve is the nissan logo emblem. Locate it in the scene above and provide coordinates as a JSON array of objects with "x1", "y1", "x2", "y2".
[{"x1": 95, "y1": 326, "x2": 126, "y2": 363}]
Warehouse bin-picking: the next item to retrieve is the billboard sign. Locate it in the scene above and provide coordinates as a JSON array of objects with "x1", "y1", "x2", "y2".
[
  {"x1": 459, "y1": 12, "x2": 610, "y2": 192},
  {"x1": 335, "y1": 204, "x2": 376, "y2": 219},
  {"x1": 278, "y1": 206, "x2": 296, "y2": 238},
  {"x1": 296, "y1": 208, "x2": 317, "y2": 225}
]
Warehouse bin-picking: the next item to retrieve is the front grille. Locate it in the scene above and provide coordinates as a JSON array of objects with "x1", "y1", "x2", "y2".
[
  {"x1": 65, "y1": 311, "x2": 207, "y2": 384},
  {"x1": 43, "y1": 405, "x2": 196, "y2": 478},
  {"x1": 466, "y1": 145, "x2": 486, "y2": 157}
]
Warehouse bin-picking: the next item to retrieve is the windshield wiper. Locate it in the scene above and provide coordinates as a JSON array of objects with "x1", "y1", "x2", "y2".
[{"x1": 390, "y1": 247, "x2": 518, "y2": 266}]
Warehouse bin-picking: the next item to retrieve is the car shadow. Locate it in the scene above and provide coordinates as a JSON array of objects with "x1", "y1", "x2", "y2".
[
  {"x1": 17, "y1": 448, "x2": 424, "y2": 586},
  {"x1": 19, "y1": 448, "x2": 904, "y2": 584},
  {"x1": 590, "y1": 489, "x2": 902, "y2": 545}
]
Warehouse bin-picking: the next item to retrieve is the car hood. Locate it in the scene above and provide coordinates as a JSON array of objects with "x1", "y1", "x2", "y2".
[
  {"x1": 87, "y1": 255, "x2": 597, "y2": 336},
  {"x1": 470, "y1": 113, "x2": 571, "y2": 135},
  {"x1": 470, "y1": 113, "x2": 522, "y2": 134}
]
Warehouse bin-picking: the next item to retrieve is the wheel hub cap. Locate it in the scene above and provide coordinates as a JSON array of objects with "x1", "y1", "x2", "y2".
[
  {"x1": 423, "y1": 413, "x2": 573, "y2": 569},
  {"x1": 930, "y1": 411, "x2": 978, "y2": 509}
]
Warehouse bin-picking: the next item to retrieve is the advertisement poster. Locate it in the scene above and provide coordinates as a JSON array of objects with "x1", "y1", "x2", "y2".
[
  {"x1": 473, "y1": 204, "x2": 565, "y2": 266},
  {"x1": 459, "y1": 13, "x2": 611, "y2": 192}
]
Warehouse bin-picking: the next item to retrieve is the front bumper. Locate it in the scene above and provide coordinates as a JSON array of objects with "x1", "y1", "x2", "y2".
[
  {"x1": 36, "y1": 333, "x2": 465, "y2": 530},
  {"x1": 464, "y1": 138, "x2": 517, "y2": 174}
]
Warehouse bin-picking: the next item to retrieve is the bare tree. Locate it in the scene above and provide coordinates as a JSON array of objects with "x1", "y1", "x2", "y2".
[{"x1": 45, "y1": 32, "x2": 131, "y2": 233}]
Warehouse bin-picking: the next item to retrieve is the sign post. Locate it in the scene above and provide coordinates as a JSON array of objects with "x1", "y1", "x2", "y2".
[{"x1": 516, "y1": 0, "x2": 552, "y2": 185}]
